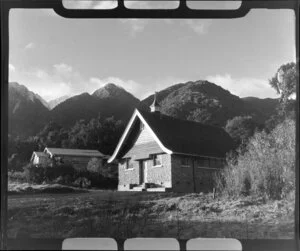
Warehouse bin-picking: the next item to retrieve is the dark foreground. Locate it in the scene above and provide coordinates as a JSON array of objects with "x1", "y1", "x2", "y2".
[{"x1": 8, "y1": 189, "x2": 294, "y2": 241}]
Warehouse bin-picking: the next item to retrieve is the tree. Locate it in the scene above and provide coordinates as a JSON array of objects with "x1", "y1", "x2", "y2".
[
  {"x1": 87, "y1": 158, "x2": 103, "y2": 173},
  {"x1": 37, "y1": 121, "x2": 66, "y2": 148},
  {"x1": 269, "y1": 62, "x2": 297, "y2": 116},
  {"x1": 225, "y1": 116, "x2": 261, "y2": 148}
]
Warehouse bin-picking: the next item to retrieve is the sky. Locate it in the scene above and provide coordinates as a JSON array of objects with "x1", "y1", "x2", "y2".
[{"x1": 9, "y1": 0, "x2": 296, "y2": 102}]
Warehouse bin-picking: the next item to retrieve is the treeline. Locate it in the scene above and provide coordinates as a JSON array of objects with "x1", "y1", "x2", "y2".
[
  {"x1": 8, "y1": 115, "x2": 125, "y2": 172},
  {"x1": 216, "y1": 62, "x2": 297, "y2": 200}
]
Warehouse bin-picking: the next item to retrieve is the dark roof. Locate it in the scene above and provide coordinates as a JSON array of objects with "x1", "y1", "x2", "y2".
[
  {"x1": 45, "y1": 148, "x2": 108, "y2": 158},
  {"x1": 138, "y1": 109, "x2": 235, "y2": 158}
]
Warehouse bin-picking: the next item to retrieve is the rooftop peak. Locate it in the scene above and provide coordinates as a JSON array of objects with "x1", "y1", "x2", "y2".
[{"x1": 150, "y1": 92, "x2": 160, "y2": 113}]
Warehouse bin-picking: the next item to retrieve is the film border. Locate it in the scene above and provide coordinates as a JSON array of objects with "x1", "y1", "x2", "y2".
[{"x1": 1, "y1": 0, "x2": 299, "y2": 250}]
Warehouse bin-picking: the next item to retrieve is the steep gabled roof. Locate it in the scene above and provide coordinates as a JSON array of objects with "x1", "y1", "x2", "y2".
[
  {"x1": 108, "y1": 109, "x2": 235, "y2": 162},
  {"x1": 44, "y1": 148, "x2": 108, "y2": 158},
  {"x1": 34, "y1": 151, "x2": 48, "y2": 157},
  {"x1": 30, "y1": 151, "x2": 48, "y2": 162}
]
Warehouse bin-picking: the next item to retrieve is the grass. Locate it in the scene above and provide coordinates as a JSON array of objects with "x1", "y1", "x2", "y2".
[
  {"x1": 7, "y1": 190, "x2": 294, "y2": 240},
  {"x1": 8, "y1": 181, "x2": 89, "y2": 195}
]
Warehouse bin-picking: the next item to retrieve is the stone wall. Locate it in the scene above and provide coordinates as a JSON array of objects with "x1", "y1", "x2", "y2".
[
  {"x1": 145, "y1": 154, "x2": 172, "y2": 188},
  {"x1": 118, "y1": 159, "x2": 140, "y2": 190},
  {"x1": 118, "y1": 154, "x2": 172, "y2": 190}
]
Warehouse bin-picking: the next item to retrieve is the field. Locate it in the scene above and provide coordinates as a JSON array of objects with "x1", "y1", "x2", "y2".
[{"x1": 8, "y1": 187, "x2": 294, "y2": 240}]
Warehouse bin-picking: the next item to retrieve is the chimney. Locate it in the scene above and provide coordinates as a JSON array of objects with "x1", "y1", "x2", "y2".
[{"x1": 150, "y1": 92, "x2": 160, "y2": 113}]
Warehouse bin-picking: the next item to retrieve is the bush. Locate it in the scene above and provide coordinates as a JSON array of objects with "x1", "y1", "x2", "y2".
[
  {"x1": 23, "y1": 164, "x2": 45, "y2": 184},
  {"x1": 74, "y1": 169, "x2": 117, "y2": 189},
  {"x1": 87, "y1": 158, "x2": 118, "y2": 179},
  {"x1": 8, "y1": 171, "x2": 27, "y2": 183},
  {"x1": 87, "y1": 158, "x2": 102, "y2": 173},
  {"x1": 22, "y1": 161, "x2": 118, "y2": 189},
  {"x1": 73, "y1": 177, "x2": 91, "y2": 188},
  {"x1": 216, "y1": 119, "x2": 295, "y2": 200},
  {"x1": 23, "y1": 163, "x2": 75, "y2": 184},
  {"x1": 43, "y1": 164, "x2": 74, "y2": 182}
]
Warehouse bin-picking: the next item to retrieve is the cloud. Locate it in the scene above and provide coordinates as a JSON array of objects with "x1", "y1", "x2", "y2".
[
  {"x1": 10, "y1": 63, "x2": 82, "y2": 101},
  {"x1": 54, "y1": 63, "x2": 73, "y2": 74},
  {"x1": 206, "y1": 74, "x2": 279, "y2": 98},
  {"x1": 89, "y1": 77, "x2": 140, "y2": 95},
  {"x1": 89, "y1": 76, "x2": 188, "y2": 100},
  {"x1": 120, "y1": 19, "x2": 149, "y2": 35},
  {"x1": 9, "y1": 64, "x2": 16, "y2": 72},
  {"x1": 183, "y1": 20, "x2": 212, "y2": 35},
  {"x1": 25, "y1": 42, "x2": 35, "y2": 50}
]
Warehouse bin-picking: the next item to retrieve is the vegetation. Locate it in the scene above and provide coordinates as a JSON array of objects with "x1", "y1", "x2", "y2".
[
  {"x1": 266, "y1": 62, "x2": 297, "y2": 132},
  {"x1": 36, "y1": 115, "x2": 124, "y2": 155},
  {"x1": 19, "y1": 162, "x2": 117, "y2": 189},
  {"x1": 218, "y1": 118, "x2": 295, "y2": 200},
  {"x1": 8, "y1": 191, "x2": 294, "y2": 239},
  {"x1": 225, "y1": 116, "x2": 262, "y2": 147},
  {"x1": 8, "y1": 115, "x2": 124, "y2": 174}
]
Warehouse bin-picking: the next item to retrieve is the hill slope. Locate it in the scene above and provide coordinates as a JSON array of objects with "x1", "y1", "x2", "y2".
[
  {"x1": 48, "y1": 95, "x2": 70, "y2": 110},
  {"x1": 142, "y1": 80, "x2": 276, "y2": 127},
  {"x1": 50, "y1": 83, "x2": 144, "y2": 128},
  {"x1": 8, "y1": 82, "x2": 50, "y2": 138}
]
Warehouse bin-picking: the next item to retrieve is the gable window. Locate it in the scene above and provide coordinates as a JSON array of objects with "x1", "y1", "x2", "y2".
[
  {"x1": 152, "y1": 154, "x2": 162, "y2": 166},
  {"x1": 124, "y1": 158, "x2": 133, "y2": 169},
  {"x1": 140, "y1": 122, "x2": 145, "y2": 131},
  {"x1": 180, "y1": 157, "x2": 190, "y2": 167}
]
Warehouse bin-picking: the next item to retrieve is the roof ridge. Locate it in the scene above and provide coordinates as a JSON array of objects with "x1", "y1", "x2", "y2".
[{"x1": 137, "y1": 108, "x2": 225, "y2": 131}]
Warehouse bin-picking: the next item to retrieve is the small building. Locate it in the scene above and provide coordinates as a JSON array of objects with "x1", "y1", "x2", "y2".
[
  {"x1": 108, "y1": 94, "x2": 235, "y2": 192},
  {"x1": 30, "y1": 151, "x2": 51, "y2": 167},
  {"x1": 31, "y1": 147, "x2": 109, "y2": 170}
]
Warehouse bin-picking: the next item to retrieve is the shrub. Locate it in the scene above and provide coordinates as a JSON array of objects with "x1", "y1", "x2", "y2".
[
  {"x1": 87, "y1": 158, "x2": 118, "y2": 179},
  {"x1": 43, "y1": 163, "x2": 74, "y2": 182},
  {"x1": 87, "y1": 158, "x2": 102, "y2": 173},
  {"x1": 22, "y1": 160, "x2": 117, "y2": 189},
  {"x1": 23, "y1": 164, "x2": 45, "y2": 184},
  {"x1": 73, "y1": 177, "x2": 91, "y2": 188},
  {"x1": 216, "y1": 119, "x2": 295, "y2": 200},
  {"x1": 23, "y1": 163, "x2": 75, "y2": 184},
  {"x1": 8, "y1": 171, "x2": 27, "y2": 183}
]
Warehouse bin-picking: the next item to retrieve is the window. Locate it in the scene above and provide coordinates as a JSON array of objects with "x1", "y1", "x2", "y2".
[
  {"x1": 180, "y1": 157, "x2": 190, "y2": 167},
  {"x1": 153, "y1": 154, "x2": 162, "y2": 166},
  {"x1": 140, "y1": 122, "x2": 145, "y2": 131},
  {"x1": 197, "y1": 158, "x2": 210, "y2": 168},
  {"x1": 124, "y1": 159, "x2": 133, "y2": 169}
]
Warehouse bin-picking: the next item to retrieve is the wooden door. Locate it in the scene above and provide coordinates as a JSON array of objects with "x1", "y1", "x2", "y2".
[
  {"x1": 139, "y1": 160, "x2": 147, "y2": 184},
  {"x1": 143, "y1": 161, "x2": 147, "y2": 183}
]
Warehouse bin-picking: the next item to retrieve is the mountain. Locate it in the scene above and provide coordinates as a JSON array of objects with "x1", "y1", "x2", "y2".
[
  {"x1": 142, "y1": 83, "x2": 185, "y2": 106},
  {"x1": 242, "y1": 97, "x2": 279, "y2": 116},
  {"x1": 8, "y1": 82, "x2": 50, "y2": 138},
  {"x1": 142, "y1": 80, "x2": 276, "y2": 127},
  {"x1": 9, "y1": 81, "x2": 278, "y2": 139},
  {"x1": 35, "y1": 94, "x2": 50, "y2": 110},
  {"x1": 50, "y1": 83, "x2": 145, "y2": 128},
  {"x1": 48, "y1": 95, "x2": 70, "y2": 110}
]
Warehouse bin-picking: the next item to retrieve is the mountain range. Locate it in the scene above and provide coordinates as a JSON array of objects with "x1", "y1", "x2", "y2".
[{"x1": 8, "y1": 81, "x2": 279, "y2": 139}]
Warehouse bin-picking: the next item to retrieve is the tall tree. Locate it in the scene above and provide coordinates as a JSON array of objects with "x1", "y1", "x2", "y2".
[
  {"x1": 225, "y1": 116, "x2": 261, "y2": 147},
  {"x1": 269, "y1": 62, "x2": 297, "y2": 116}
]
